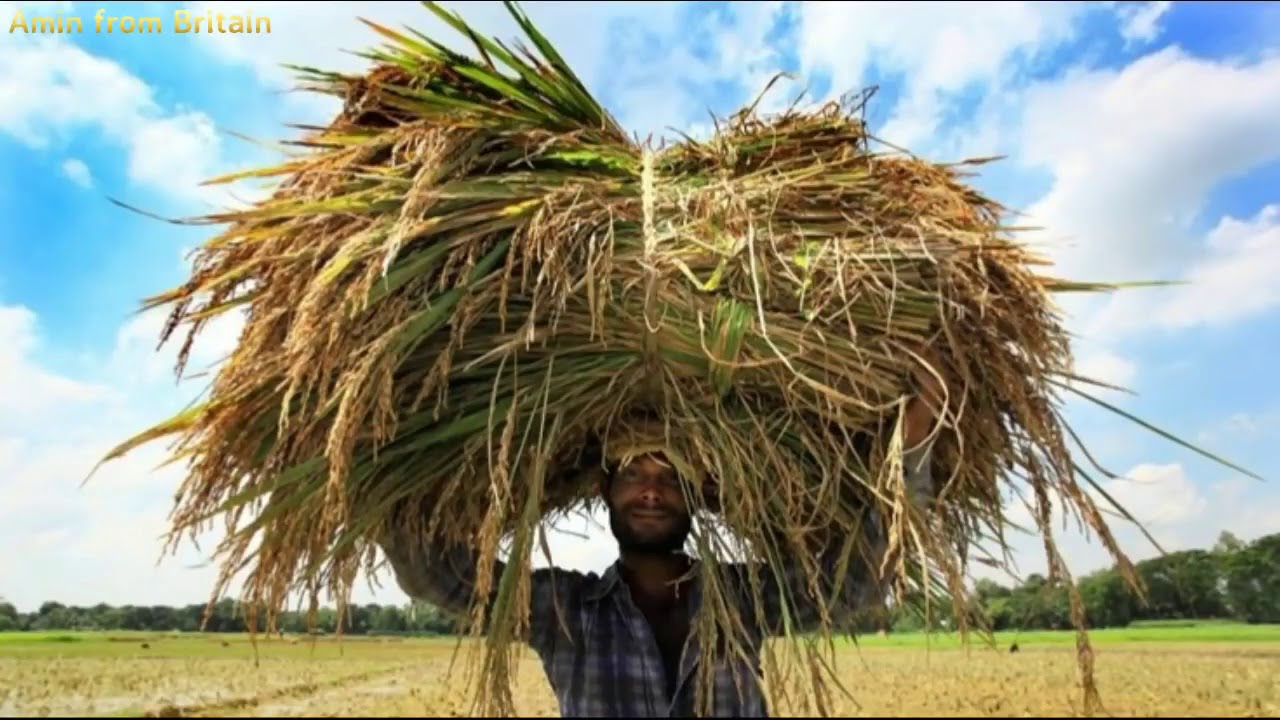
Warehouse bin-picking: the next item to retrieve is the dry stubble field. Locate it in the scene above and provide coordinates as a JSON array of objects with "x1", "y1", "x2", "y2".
[{"x1": 2, "y1": 629, "x2": 1279, "y2": 717}]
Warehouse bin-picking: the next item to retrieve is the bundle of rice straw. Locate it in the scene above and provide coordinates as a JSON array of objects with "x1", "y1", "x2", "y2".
[{"x1": 94, "y1": 2, "x2": 1257, "y2": 717}]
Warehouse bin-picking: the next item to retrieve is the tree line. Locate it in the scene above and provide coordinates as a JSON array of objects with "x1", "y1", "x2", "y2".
[
  {"x1": 890, "y1": 531, "x2": 1280, "y2": 632},
  {"x1": 3, "y1": 531, "x2": 1276, "y2": 635},
  {"x1": 0, "y1": 597, "x2": 456, "y2": 636}
]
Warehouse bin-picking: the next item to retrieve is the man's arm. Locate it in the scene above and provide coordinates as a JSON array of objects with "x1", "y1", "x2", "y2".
[
  {"x1": 377, "y1": 522, "x2": 588, "y2": 652},
  {"x1": 378, "y1": 453, "x2": 607, "y2": 647},
  {"x1": 378, "y1": 525, "x2": 496, "y2": 619}
]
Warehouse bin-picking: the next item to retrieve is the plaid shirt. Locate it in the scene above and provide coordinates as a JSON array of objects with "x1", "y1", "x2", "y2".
[{"x1": 381, "y1": 447, "x2": 935, "y2": 717}]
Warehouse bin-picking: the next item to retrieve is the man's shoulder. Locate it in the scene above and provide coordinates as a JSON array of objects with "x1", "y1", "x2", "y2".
[
  {"x1": 525, "y1": 563, "x2": 618, "y2": 650},
  {"x1": 533, "y1": 561, "x2": 620, "y2": 607}
]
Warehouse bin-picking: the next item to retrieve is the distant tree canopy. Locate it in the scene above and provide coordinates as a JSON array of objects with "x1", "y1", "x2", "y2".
[
  {"x1": 0, "y1": 597, "x2": 459, "y2": 636},
  {"x1": 4, "y1": 532, "x2": 1278, "y2": 634},
  {"x1": 887, "y1": 531, "x2": 1280, "y2": 632}
]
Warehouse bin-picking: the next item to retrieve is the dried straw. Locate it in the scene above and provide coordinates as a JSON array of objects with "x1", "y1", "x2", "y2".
[{"x1": 92, "y1": 2, "x2": 1260, "y2": 717}]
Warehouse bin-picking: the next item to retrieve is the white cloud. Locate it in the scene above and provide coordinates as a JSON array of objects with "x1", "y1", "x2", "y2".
[
  {"x1": 125, "y1": 114, "x2": 223, "y2": 206},
  {"x1": 0, "y1": 430, "x2": 227, "y2": 611},
  {"x1": 1080, "y1": 204, "x2": 1280, "y2": 340},
  {"x1": 795, "y1": 1, "x2": 1091, "y2": 151},
  {"x1": 1075, "y1": 349, "x2": 1137, "y2": 390},
  {"x1": 1102, "y1": 462, "x2": 1205, "y2": 527},
  {"x1": 0, "y1": 305, "x2": 113, "y2": 428},
  {"x1": 1153, "y1": 205, "x2": 1280, "y2": 330},
  {"x1": 604, "y1": 1, "x2": 790, "y2": 136},
  {"x1": 1114, "y1": 1, "x2": 1172, "y2": 46},
  {"x1": 0, "y1": 35, "x2": 231, "y2": 208},
  {"x1": 0, "y1": 302, "x2": 248, "y2": 612},
  {"x1": 1017, "y1": 48, "x2": 1280, "y2": 286},
  {"x1": 974, "y1": 44, "x2": 1280, "y2": 404},
  {"x1": 60, "y1": 157, "x2": 91, "y2": 187},
  {"x1": 0, "y1": 0, "x2": 75, "y2": 26},
  {"x1": 0, "y1": 38, "x2": 148, "y2": 146},
  {"x1": 107, "y1": 303, "x2": 247, "y2": 388}
]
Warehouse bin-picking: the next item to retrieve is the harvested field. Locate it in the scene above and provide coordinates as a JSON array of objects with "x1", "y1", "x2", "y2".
[{"x1": 2, "y1": 630, "x2": 1277, "y2": 717}]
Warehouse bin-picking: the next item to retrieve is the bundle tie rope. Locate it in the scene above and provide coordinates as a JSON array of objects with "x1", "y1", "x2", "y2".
[{"x1": 641, "y1": 147, "x2": 662, "y2": 396}]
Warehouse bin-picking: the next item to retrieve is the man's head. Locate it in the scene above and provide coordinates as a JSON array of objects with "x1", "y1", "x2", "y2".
[{"x1": 601, "y1": 452, "x2": 693, "y2": 555}]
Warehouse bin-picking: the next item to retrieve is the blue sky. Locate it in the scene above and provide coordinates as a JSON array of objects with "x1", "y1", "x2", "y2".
[{"x1": 1, "y1": 0, "x2": 1278, "y2": 612}]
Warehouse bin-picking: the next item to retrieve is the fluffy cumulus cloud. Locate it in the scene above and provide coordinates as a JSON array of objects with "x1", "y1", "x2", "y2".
[
  {"x1": 4, "y1": 0, "x2": 1279, "y2": 610},
  {"x1": 1016, "y1": 49, "x2": 1280, "y2": 286},
  {"x1": 795, "y1": 1, "x2": 1093, "y2": 151},
  {"x1": 1113, "y1": 0, "x2": 1173, "y2": 46},
  {"x1": 964, "y1": 43, "x2": 1280, "y2": 398},
  {"x1": 0, "y1": 34, "x2": 233, "y2": 208},
  {"x1": 1088, "y1": 204, "x2": 1280, "y2": 336}
]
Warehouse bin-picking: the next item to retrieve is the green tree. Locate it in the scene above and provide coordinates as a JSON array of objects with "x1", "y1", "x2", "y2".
[
  {"x1": 997, "y1": 575, "x2": 1070, "y2": 630},
  {"x1": 87, "y1": 603, "x2": 119, "y2": 631},
  {"x1": 206, "y1": 599, "x2": 243, "y2": 632},
  {"x1": 178, "y1": 604, "x2": 205, "y2": 632},
  {"x1": 1214, "y1": 531, "x2": 1245, "y2": 555},
  {"x1": 32, "y1": 607, "x2": 72, "y2": 630},
  {"x1": 149, "y1": 605, "x2": 176, "y2": 631},
  {"x1": 1222, "y1": 533, "x2": 1280, "y2": 623},
  {"x1": 408, "y1": 602, "x2": 455, "y2": 635},
  {"x1": 372, "y1": 605, "x2": 408, "y2": 634},
  {"x1": 1079, "y1": 569, "x2": 1135, "y2": 628},
  {"x1": 974, "y1": 579, "x2": 1010, "y2": 602},
  {"x1": 1135, "y1": 550, "x2": 1226, "y2": 620}
]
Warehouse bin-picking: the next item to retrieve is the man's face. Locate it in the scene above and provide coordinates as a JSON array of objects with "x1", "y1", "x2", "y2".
[{"x1": 605, "y1": 454, "x2": 692, "y2": 555}]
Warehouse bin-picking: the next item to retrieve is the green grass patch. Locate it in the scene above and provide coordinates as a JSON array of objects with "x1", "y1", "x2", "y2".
[
  {"x1": 846, "y1": 622, "x2": 1280, "y2": 649},
  {"x1": 5, "y1": 624, "x2": 1276, "y2": 662}
]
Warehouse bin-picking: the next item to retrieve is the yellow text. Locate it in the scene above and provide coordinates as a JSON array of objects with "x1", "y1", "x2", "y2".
[{"x1": 173, "y1": 9, "x2": 270, "y2": 33}]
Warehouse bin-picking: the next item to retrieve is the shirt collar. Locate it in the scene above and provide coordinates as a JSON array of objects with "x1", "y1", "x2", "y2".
[
  {"x1": 585, "y1": 561, "x2": 623, "y2": 602},
  {"x1": 585, "y1": 555, "x2": 704, "y2": 604}
]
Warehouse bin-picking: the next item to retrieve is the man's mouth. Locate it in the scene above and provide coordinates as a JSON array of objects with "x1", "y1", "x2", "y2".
[{"x1": 629, "y1": 509, "x2": 671, "y2": 521}]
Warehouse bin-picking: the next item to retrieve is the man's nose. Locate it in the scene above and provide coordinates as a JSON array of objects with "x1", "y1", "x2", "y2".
[{"x1": 637, "y1": 483, "x2": 663, "y2": 505}]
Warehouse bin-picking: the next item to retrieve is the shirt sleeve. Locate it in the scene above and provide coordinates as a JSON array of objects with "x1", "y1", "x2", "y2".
[{"x1": 377, "y1": 526, "x2": 588, "y2": 653}]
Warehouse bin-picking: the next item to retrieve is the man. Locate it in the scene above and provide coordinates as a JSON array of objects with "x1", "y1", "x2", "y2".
[{"x1": 379, "y1": 349, "x2": 948, "y2": 717}]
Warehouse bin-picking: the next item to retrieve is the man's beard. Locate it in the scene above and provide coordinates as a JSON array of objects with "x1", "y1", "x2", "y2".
[{"x1": 608, "y1": 504, "x2": 692, "y2": 555}]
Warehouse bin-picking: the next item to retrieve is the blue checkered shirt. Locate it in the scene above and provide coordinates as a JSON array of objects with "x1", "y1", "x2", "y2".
[{"x1": 380, "y1": 448, "x2": 934, "y2": 717}]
